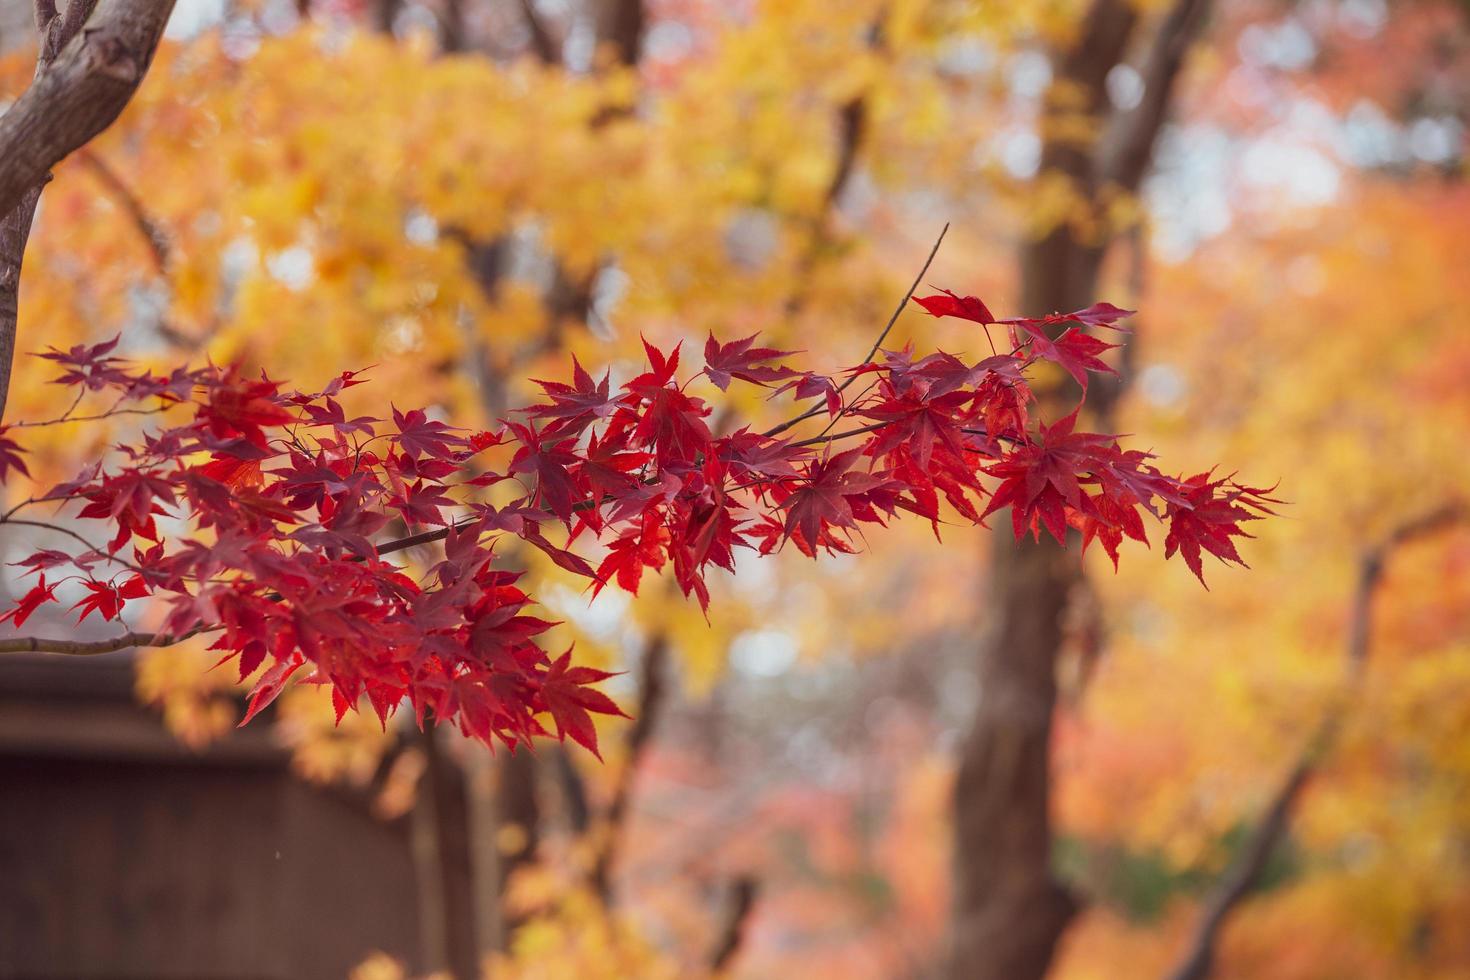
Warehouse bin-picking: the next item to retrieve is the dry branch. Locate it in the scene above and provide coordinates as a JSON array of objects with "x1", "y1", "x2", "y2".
[
  {"x1": 590, "y1": 630, "x2": 668, "y2": 901},
  {"x1": 0, "y1": 0, "x2": 178, "y2": 422},
  {"x1": 1165, "y1": 504, "x2": 1465, "y2": 980}
]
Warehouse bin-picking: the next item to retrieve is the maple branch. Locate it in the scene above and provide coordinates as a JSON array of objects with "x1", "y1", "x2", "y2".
[
  {"x1": 0, "y1": 517, "x2": 143, "y2": 571},
  {"x1": 707, "y1": 874, "x2": 759, "y2": 974},
  {"x1": 788, "y1": 421, "x2": 887, "y2": 448},
  {"x1": 1165, "y1": 503, "x2": 1466, "y2": 980},
  {"x1": 6, "y1": 404, "x2": 172, "y2": 428},
  {"x1": 0, "y1": 623, "x2": 215, "y2": 655},
  {"x1": 376, "y1": 520, "x2": 465, "y2": 556},
  {"x1": 764, "y1": 223, "x2": 948, "y2": 439},
  {"x1": 590, "y1": 629, "x2": 667, "y2": 902}
]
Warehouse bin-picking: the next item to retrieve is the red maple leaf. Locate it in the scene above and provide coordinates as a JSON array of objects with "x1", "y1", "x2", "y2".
[
  {"x1": 0, "y1": 428, "x2": 29, "y2": 484},
  {"x1": 538, "y1": 649, "x2": 628, "y2": 760},
  {"x1": 392, "y1": 406, "x2": 467, "y2": 460},
  {"x1": 594, "y1": 508, "x2": 669, "y2": 597},
  {"x1": 702, "y1": 333, "x2": 799, "y2": 390},
  {"x1": 0, "y1": 574, "x2": 59, "y2": 627},
  {"x1": 982, "y1": 411, "x2": 1115, "y2": 544},
  {"x1": 781, "y1": 448, "x2": 894, "y2": 553},
  {"x1": 525, "y1": 356, "x2": 617, "y2": 433},
  {"x1": 71, "y1": 580, "x2": 126, "y2": 623},
  {"x1": 912, "y1": 289, "x2": 996, "y2": 325},
  {"x1": 1024, "y1": 327, "x2": 1119, "y2": 391},
  {"x1": 1163, "y1": 473, "x2": 1275, "y2": 586}
]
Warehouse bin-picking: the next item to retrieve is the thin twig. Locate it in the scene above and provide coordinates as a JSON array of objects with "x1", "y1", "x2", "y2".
[
  {"x1": 763, "y1": 223, "x2": 948, "y2": 439},
  {"x1": 7, "y1": 404, "x2": 173, "y2": 428},
  {"x1": 0, "y1": 518, "x2": 143, "y2": 572}
]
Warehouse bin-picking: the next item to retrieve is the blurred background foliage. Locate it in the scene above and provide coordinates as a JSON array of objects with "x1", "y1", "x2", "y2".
[{"x1": 1, "y1": 0, "x2": 1468, "y2": 976}]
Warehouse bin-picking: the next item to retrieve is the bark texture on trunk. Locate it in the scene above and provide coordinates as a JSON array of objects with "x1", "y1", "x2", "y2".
[
  {"x1": 948, "y1": 2, "x2": 1213, "y2": 977},
  {"x1": 951, "y1": 535, "x2": 1081, "y2": 979},
  {"x1": 0, "y1": 0, "x2": 176, "y2": 422}
]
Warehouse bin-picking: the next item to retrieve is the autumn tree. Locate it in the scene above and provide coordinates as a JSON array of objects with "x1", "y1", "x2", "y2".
[
  {"x1": 950, "y1": 2, "x2": 1216, "y2": 976},
  {"x1": 0, "y1": 1, "x2": 1335, "y2": 976}
]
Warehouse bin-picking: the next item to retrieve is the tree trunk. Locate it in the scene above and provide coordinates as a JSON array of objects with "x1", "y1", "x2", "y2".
[
  {"x1": 951, "y1": 535, "x2": 1081, "y2": 979},
  {"x1": 0, "y1": 0, "x2": 176, "y2": 421},
  {"x1": 948, "y1": 1, "x2": 1214, "y2": 975}
]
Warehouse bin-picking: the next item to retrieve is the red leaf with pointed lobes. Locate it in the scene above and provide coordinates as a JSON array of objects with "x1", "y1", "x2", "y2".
[
  {"x1": 1024, "y1": 328, "x2": 1119, "y2": 392},
  {"x1": 772, "y1": 372, "x2": 842, "y2": 417},
  {"x1": 197, "y1": 454, "x2": 264, "y2": 490},
  {"x1": 506, "y1": 421, "x2": 581, "y2": 523},
  {"x1": 781, "y1": 448, "x2": 896, "y2": 555},
  {"x1": 0, "y1": 428, "x2": 29, "y2": 483},
  {"x1": 702, "y1": 333, "x2": 799, "y2": 391},
  {"x1": 524, "y1": 356, "x2": 617, "y2": 431},
  {"x1": 982, "y1": 411, "x2": 1116, "y2": 545},
  {"x1": 540, "y1": 648, "x2": 629, "y2": 760},
  {"x1": 201, "y1": 375, "x2": 296, "y2": 448},
  {"x1": 36, "y1": 334, "x2": 128, "y2": 389},
  {"x1": 998, "y1": 302, "x2": 1136, "y2": 332},
  {"x1": 0, "y1": 574, "x2": 59, "y2": 627},
  {"x1": 912, "y1": 289, "x2": 996, "y2": 325},
  {"x1": 594, "y1": 508, "x2": 669, "y2": 597},
  {"x1": 392, "y1": 480, "x2": 457, "y2": 527},
  {"x1": 240, "y1": 654, "x2": 306, "y2": 726},
  {"x1": 391, "y1": 405, "x2": 467, "y2": 460},
  {"x1": 72, "y1": 580, "x2": 129, "y2": 623},
  {"x1": 1163, "y1": 472, "x2": 1277, "y2": 587}
]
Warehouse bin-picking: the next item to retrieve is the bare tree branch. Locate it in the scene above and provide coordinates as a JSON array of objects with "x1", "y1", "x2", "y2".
[
  {"x1": 0, "y1": 623, "x2": 215, "y2": 656},
  {"x1": 1166, "y1": 503, "x2": 1466, "y2": 980},
  {"x1": 593, "y1": 0, "x2": 642, "y2": 68},
  {"x1": 1099, "y1": 0, "x2": 1213, "y2": 194},
  {"x1": 0, "y1": 0, "x2": 175, "y2": 225},
  {"x1": 76, "y1": 146, "x2": 168, "y2": 272},
  {"x1": 517, "y1": 0, "x2": 559, "y2": 64},
  {"x1": 590, "y1": 629, "x2": 667, "y2": 901},
  {"x1": 0, "y1": 0, "x2": 178, "y2": 423},
  {"x1": 707, "y1": 874, "x2": 759, "y2": 974}
]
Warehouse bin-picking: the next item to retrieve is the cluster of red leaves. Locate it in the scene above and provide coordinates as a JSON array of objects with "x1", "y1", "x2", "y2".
[{"x1": 0, "y1": 295, "x2": 1275, "y2": 755}]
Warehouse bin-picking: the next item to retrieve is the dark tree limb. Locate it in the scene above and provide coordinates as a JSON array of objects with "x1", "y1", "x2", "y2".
[
  {"x1": 1165, "y1": 504, "x2": 1465, "y2": 980},
  {"x1": 1099, "y1": 0, "x2": 1214, "y2": 193},
  {"x1": 76, "y1": 146, "x2": 168, "y2": 272},
  {"x1": 707, "y1": 875, "x2": 760, "y2": 974},
  {"x1": 783, "y1": 17, "x2": 882, "y2": 319},
  {"x1": 0, "y1": 0, "x2": 174, "y2": 225},
  {"x1": 0, "y1": 624, "x2": 215, "y2": 656},
  {"x1": 0, "y1": 0, "x2": 177, "y2": 423},
  {"x1": 553, "y1": 744, "x2": 592, "y2": 835},
  {"x1": 589, "y1": 630, "x2": 668, "y2": 902},
  {"x1": 516, "y1": 0, "x2": 559, "y2": 64},
  {"x1": 593, "y1": 0, "x2": 642, "y2": 68},
  {"x1": 945, "y1": 0, "x2": 1224, "y2": 973}
]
